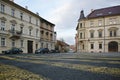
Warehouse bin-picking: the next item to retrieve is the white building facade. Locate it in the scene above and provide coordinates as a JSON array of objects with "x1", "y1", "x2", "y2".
[
  {"x1": 76, "y1": 6, "x2": 120, "y2": 53},
  {"x1": 0, "y1": 0, "x2": 41, "y2": 53}
]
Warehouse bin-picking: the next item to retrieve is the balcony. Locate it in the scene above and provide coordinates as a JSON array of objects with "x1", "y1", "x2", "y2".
[
  {"x1": 0, "y1": 30, "x2": 9, "y2": 35},
  {"x1": 9, "y1": 30, "x2": 22, "y2": 39}
]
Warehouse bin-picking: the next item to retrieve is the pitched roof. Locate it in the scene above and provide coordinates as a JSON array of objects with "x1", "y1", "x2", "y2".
[
  {"x1": 87, "y1": 5, "x2": 120, "y2": 19},
  {"x1": 57, "y1": 40, "x2": 69, "y2": 46},
  {"x1": 2, "y1": 0, "x2": 55, "y2": 26}
]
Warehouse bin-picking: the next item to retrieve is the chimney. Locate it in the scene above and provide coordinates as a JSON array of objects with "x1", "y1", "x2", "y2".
[
  {"x1": 25, "y1": 6, "x2": 28, "y2": 9},
  {"x1": 91, "y1": 9, "x2": 94, "y2": 12},
  {"x1": 10, "y1": 0, "x2": 14, "y2": 2},
  {"x1": 36, "y1": 12, "x2": 39, "y2": 15}
]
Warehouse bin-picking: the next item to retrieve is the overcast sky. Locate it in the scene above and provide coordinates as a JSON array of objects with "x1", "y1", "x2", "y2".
[{"x1": 14, "y1": 0, "x2": 120, "y2": 45}]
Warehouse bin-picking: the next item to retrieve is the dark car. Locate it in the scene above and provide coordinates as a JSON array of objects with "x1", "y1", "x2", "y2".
[
  {"x1": 2, "y1": 47, "x2": 23, "y2": 54},
  {"x1": 50, "y1": 49, "x2": 60, "y2": 53},
  {"x1": 35, "y1": 48, "x2": 49, "y2": 54}
]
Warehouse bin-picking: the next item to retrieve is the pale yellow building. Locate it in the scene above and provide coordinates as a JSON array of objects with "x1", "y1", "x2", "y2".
[
  {"x1": 76, "y1": 6, "x2": 120, "y2": 53},
  {"x1": 0, "y1": 0, "x2": 55, "y2": 53}
]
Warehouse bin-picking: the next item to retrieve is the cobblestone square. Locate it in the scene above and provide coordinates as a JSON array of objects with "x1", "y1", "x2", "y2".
[{"x1": 0, "y1": 53, "x2": 120, "y2": 80}]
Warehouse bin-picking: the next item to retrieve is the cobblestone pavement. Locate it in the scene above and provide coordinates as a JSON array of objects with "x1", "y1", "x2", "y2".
[{"x1": 0, "y1": 52, "x2": 120, "y2": 80}]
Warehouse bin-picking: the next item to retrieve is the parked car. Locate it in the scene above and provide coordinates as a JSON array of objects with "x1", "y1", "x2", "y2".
[
  {"x1": 2, "y1": 47, "x2": 23, "y2": 54},
  {"x1": 35, "y1": 48, "x2": 49, "y2": 54},
  {"x1": 50, "y1": 49, "x2": 60, "y2": 53}
]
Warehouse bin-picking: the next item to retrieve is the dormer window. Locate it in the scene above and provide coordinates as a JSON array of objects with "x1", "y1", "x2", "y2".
[{"x1": 96, "y1": 13, "x2": 103, "y2": 16}]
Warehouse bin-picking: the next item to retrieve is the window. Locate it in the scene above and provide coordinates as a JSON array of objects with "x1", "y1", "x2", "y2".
[
  {"x1": 113, "y1": 18, "x2": 117, "y2": 24},
  {"x1": 36, "y1": 44, "x2": 38, "y2": 49},
  {"x1": 11, "y1": 24, "x2": 15, "y2": 32},
  {"x1": 46, "y1": 43, "x2": 48, "y2": 48},
  {"x1": 1, "y1": 20, "x2": 5, "y2": 31},
  {"x1": 110, "y1": 31, "x2": 112, "y2": 37},
  {"x1": 51, "y1": 44, "x2": 52, "y2": 48},
  {"x1": 41, "y1": 43, "x2": 43, "y2": 48},
  {"x1": 109, "y1": 30, "x2": 117, "y2": 37},
  {"x1": 12, "y1": 39, "x2": 15, "y2": 47},
  {"x1": 98, "y1": 20, "x2": 102, "y2": 26},
  {"x1": 11, "y1": 9, "x2": 15, "y2": 17},
  {"x1": 20, "y1": 26, "x2": 23, "y2": 33},
  {"x1": 36, "y1": 19, "x2": 38, "y2": 26},
  {"x1": 90, "y1": 21, "x2": 94, "y2": 27},
  {"x1": 21, "y1": 40, "x2": 23, "y2": 47},
  {"x1": 109, "y1": 19, "x2": 112, "y2": 24},
  {"x1": 29, "y1": 29, "x2": 32, "y2": 35},
  {"x1": 83, "y1": 45, "x2": 84, "y2": 50},
  {"x1": 109, "y1": 18, "x2": 117, "y2": 24},
  {"x1": 91, "y1": 43, "x2": 94, "y2": 49},
  {"x1": 80, "y1": 23, "x2": 82, "y2": 28},
  {"x1": 20, "y1": 12, "x2": 23, "y2": 20},
  {"x1": 90, "y1": 32, "x2": 94, "y2": 38},
  {"x1": 1, "y1": 38, "x2": 5, "y2": 46},
  {"x1": 36, "y1": 29, "x2": 38, "y2": 37},
  {"x1": 114, "y1": 30, "x2": 116, "y2": 37},
  {"x1": 80, "y1": 33, "x2": 82, "y2": 39},
  {"x1": 99, "y1": 43, "x2": 102, "y2": 49},
  {"x1": 29, "y1": 16, "x2": 31, "y2": 23},
  {"x1": 98, "y1": 31, "x2": 102, "y2": 38},
  {"x1": 1, "y1": 4, "x2": 5, "y2": 13},
  {"x1": 46, "y1": 23, "x2": 48, "y2": 28}
]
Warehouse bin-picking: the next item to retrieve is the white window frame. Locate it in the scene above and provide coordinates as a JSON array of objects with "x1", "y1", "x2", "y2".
[
  {"x1": 90, "y1": 21, "x2": 94, "y2": 27},
  {"x1": 1, "y1": 4, "x2": 5, "y2": 13},
  {"x1": 36, "y1": 29, "x2": 38, "y2": 37},
  {"x1": 98, "y1": 20, "x2": 102, "y2": 26},
  {"x1": 12, "y1": 39, "x2": 15, "y2": 47},
  {"x1": 21, "y1": 40, "x2": 24, "y2": 48},
  {"x1": 1, "y1": 20, "x2": 5, "y2": 31},
  {"x1": 1, "y1": 37, "x2": 5, "y2": 46}
]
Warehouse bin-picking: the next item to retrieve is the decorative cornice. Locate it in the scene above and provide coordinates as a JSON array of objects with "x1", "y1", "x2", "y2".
[{"x1": 10, "y1": 20, "x2": 17, "y2": 24}]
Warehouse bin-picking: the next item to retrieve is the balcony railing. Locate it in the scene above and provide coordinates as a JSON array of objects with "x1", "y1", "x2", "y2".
[
  {"x1": 0, "y1": 29, "x2": 9, "y2": 35},
  {"x1": 9, "y1": 30, "x2": 22, "y2": 39}
]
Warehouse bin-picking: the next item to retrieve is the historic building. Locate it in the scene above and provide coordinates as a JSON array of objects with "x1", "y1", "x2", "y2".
[
  {"x1": 76, "y1": 5, "x2": 120, "y2": 53},
  {"x1": 40, "y1": 18, "x2": 56, "y2": 50},
  {"x1": 0, "y1": 0, "x2": 56, "y2": 53},
  {"x1": 55, "y1": 40, "x2": 69, "y2": 53}
]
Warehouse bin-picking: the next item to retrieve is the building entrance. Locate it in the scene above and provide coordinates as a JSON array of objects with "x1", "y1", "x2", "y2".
[
  {"x1": 27, "y1": 40, "x2": 33, "y2": 53},
  {"x1": 108, "y1": 41, "x2": 118, "y2": 52}
]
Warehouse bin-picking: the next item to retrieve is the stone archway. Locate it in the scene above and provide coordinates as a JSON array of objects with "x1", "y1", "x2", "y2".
[{"x1": 108, "y1": 41, "x2": 118, "y2": 52}]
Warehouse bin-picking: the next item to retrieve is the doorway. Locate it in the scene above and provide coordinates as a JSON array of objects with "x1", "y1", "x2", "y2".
[
  {"x1": 108, "y1": 41, "x2": 118, "y2": 52},
  {"x1": 27, "y1": 40, "x2": 33, "y2": 53}
]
